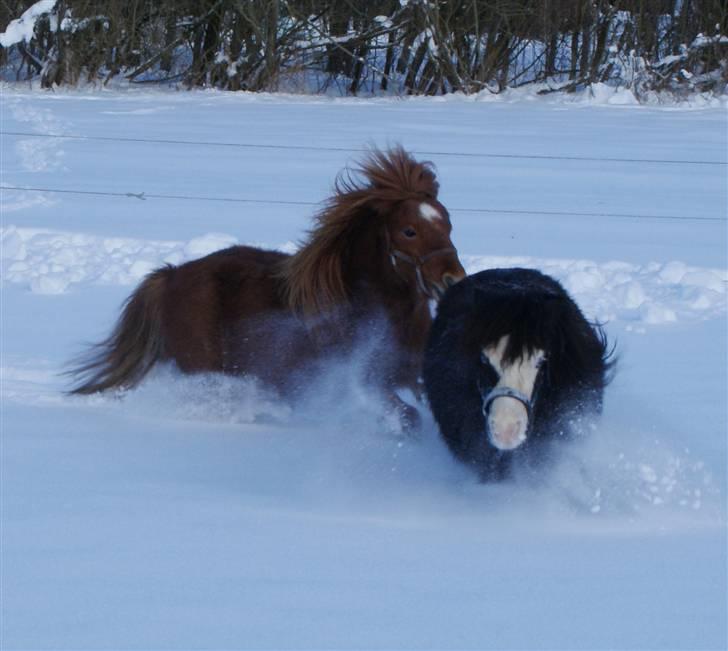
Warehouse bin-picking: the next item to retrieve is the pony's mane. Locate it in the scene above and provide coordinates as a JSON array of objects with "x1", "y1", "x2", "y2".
[
  {"x1": 465, "y1": 278, "x2": 614, "y2": 389},
  {"x1": 467, "y1": 288, "x2": 563, "y2": 361},
  {"x1": 278, "y1": 146, "x2": 439, "y2": 316}
]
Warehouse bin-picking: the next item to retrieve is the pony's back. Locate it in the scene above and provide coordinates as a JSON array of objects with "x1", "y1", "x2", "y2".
[{"x1": 68, "y1": 245, "x2": 291, "y2": 394}]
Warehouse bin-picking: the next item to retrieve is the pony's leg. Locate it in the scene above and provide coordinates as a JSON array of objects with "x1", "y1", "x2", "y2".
[
  {"x1": 387, "y1": 391, "x2": 422, "y2": 435},
  {"x1": 363, "y1": 342, "x2": 423, "y2": 434},
  {"x1": 411, "y1": 377, "x2": 426, "y2": 404},
  {"x1": 391, "y1": 366, "x2": 428, "y2": 434}
]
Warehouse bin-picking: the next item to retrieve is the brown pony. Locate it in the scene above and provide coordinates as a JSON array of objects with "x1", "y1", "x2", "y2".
[{"x1": 69, "y1": 147, "x2": 466, "y2": 427}]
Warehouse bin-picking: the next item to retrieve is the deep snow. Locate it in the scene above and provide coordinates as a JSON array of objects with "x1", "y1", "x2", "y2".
[{"x1": 1, "y1": 86, "x2": 726, "y2": 649}]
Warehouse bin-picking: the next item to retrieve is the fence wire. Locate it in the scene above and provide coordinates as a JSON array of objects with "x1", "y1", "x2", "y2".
[{"x1": 1, "y1": 184, "x2": 723, "y2": 223}]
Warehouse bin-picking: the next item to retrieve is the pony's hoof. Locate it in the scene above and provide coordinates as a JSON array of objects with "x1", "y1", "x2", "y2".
[{"x1": 398, "y1": 402, "x2": 422, "y2": 437}]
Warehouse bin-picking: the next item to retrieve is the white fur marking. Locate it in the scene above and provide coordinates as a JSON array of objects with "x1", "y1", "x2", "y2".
[
  {"x1": 482, "y1": 335, "x2": 545, "y2": 451},
  {"x1": 419, "y1": 202, "x2": 442, "y2": 222}
]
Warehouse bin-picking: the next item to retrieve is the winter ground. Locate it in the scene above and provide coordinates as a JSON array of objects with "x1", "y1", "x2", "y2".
[{"x1": 1, "y1": 86, "x2": 726, "y2": 650}]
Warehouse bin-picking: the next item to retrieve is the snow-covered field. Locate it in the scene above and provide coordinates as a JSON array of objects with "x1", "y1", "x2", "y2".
[{"x1": 1, "y1": 87, "x2": 726, "y2": 650}]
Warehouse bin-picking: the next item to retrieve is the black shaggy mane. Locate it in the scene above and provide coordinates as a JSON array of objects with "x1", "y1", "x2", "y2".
[{"x1": 440, "y1": 268, "x2": 614, "y2": 392}]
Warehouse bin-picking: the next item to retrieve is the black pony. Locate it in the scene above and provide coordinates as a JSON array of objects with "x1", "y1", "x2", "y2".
[{"x1": 423, "y1": 268, "x2": 614, "y2": 480}]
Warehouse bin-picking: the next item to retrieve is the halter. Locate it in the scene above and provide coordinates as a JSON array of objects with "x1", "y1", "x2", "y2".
[
  {"x1": 477, "y1": 352, "x2": 536, "y2": 422},
  {"x1": 481, "y1": 386, "x2": 533, "y2": 421},
  {"x1": 384, "y1": 230, "x2": 456, "y2": 298}
]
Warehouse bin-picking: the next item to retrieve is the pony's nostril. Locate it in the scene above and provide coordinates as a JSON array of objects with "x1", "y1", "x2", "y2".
[
  {"x1": 443, "y1": 274, "x2": 457, "y2": 288},
  {"x1": 503, "y1": 422, "x2": 518, "y2": 440},
  {"x1": 488, "y1": 417, "x2": 527, "y2": 450}
]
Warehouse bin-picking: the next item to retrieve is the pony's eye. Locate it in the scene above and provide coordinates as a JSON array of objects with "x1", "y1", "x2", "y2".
[{"x1": 403, "y1": 227, "x2": 417, "y2": 238}]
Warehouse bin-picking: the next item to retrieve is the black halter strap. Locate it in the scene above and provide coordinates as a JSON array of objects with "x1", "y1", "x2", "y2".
[{"x1": 481, "y1": 386, "x2": 533, "y2": 420}]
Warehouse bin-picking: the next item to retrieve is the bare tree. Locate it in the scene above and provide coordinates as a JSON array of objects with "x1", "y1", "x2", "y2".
[{"x1": 1, "y1": 0, "x2": 725, "y2": 98}]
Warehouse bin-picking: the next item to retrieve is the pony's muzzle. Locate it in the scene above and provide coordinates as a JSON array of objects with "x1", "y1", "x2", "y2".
[
  {"x1": 442, "y1": 272, "x2": 461, "y2": 288},
  {"x1": 483, "y1": 393, "x2": 530, "y2": 451},
  {"x1": 487, "y1": 415, "x2": 527, "y2": 451},
  {"x1": 432, "y1": 270, "x2": 465, "y2": 299}
]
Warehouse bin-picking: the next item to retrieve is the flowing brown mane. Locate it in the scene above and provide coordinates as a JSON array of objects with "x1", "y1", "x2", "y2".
[{"x1": 278, "y1": 147, "x2": 439, "y2": 316}]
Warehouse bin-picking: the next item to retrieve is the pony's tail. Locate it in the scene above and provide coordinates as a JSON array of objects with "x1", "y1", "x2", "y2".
[{"x1": 67, "y1": 266, "x2": 172, "y2": 395}]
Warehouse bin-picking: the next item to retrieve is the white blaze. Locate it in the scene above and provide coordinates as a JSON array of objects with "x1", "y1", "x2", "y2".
[
  {"x1": 482, "y1": 335, "x2": 545, "y2": 451},
  {"x1": 419, "y1": 202, "x2": 442, "y2": 222}
]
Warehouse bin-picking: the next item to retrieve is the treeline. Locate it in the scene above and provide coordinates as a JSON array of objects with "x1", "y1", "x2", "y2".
[{"x1": 1, "y1": 0, "x2": 726, "y2": 99}]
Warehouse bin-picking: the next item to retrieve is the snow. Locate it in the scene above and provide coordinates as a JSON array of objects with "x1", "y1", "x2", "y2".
[
  {"x1": 1, "y1": 87, "x2": 726, "y2": 649},
  {"x1": 0, "y1": 0, "x2": 57, "y2": 48},
  {"x1": 693, "y1": 34, "x2": 728, "y2": 47},
  {"x1": 3, "y1": 226, "x2": 725, "y2": 327}
]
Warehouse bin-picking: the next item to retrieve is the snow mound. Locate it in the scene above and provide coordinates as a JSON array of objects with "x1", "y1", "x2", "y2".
[
  {"x1": 2, "y1": 226, "x2": 724, "y2": 327},
  {"x1": 463, "y1": 254, "x2": 726, "y2": 328},
  {"x1": 1, "y1": 226, "x2": 180, "y2": 292}
]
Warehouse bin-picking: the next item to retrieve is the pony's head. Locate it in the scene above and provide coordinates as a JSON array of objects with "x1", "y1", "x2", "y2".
[
  {"x1": 469, "y1": 288, "x2": 560, "y2": 452},
  {"x1": 281, "y1": 147, "x2": 465, "y2": 316},
  {"x1": 424, "y1": 268, "x2": 613, "y2": 475},
  {"x1": 360, "y1": 147, "x2": 464, "y2": 300},
  {"x1": 468, "y1": 273, "x2": 611, "y2": 452},
  {"x1": 380, "y1": 194, "x2": 464, "y2": 301},
  {"x1": 479, "y1": 334, "x2": 546, "y2": 451}
]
